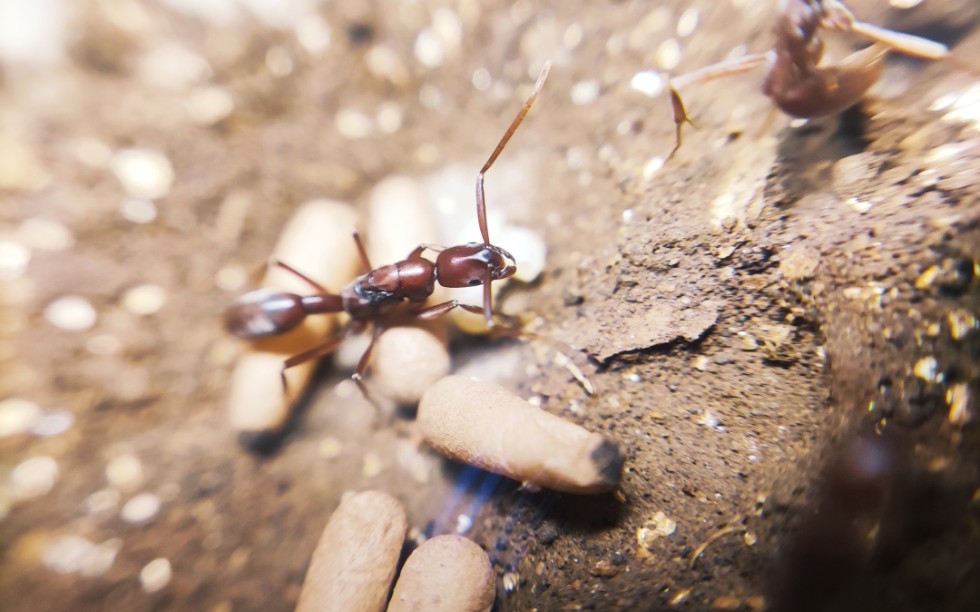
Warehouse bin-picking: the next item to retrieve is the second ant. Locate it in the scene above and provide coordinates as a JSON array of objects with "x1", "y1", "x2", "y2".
[{"x1": 667, "y1": 0, "x2": 953, "y2": 159}]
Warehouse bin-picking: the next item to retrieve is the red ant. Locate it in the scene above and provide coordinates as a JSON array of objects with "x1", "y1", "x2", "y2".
[
  {"x1": 224, "y1": 64, "x2": 551, "y2": 393},
  {"x1": 668, "y1": 0, "x2": 952, "y2": 158}
]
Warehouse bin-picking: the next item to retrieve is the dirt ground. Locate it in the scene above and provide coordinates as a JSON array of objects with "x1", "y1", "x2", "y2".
[{"x1": 1, "y1": 0, "x2": 978, "y2": 610}]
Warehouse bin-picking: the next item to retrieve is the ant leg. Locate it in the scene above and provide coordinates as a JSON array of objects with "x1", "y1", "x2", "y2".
[
  {"x1": 848, "y1": 21, "x2": 948, "y2": 61},
  {"x1": 416, "y1": 293, "x2": 495, "y2": 331},
  {"x1": 415, "y1": 300, "x2": 485, "y2": 321},
  {"x1": 666, "y1": 53, "x2": 770, "y2": 159},
  {"x1": 269, "y1": 258, "x2": 328, "y2": 293},
  {"x1": 492, "y1": 324, "x2": 597, "y2": 395},
  {"x1": 279, "y1": 333, "x2": 347, "y2": 397},
  {"x1": 352, "y1": 232, "x2": 373, "y2": 272},
  {"x1": 405, "y1": 245, "x2": 428, "y2": 260},
  {"x1": 482, "y1": 272, "x2": 494, "y2": 329},
  {"x1": 475, "y1": 62, "x2": 551, "y2": 244},
  {"x1": 821, "y1": 0, "x2": 948, "y2": 61},
  {"x1": 352, "y1": 324, "x2": 385, "y2": 399},
  {"x1": 403, "y1": 243, "x2": 448, "y2": 261},
  {"x1": 668, "y1": 88, "x2": 697, "y2": 160}
]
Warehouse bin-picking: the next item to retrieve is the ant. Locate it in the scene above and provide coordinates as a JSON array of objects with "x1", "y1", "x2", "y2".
[
  {"x1": 667, "y1": 0, "x2": 953, "y2": 159},
  {"x1": 224, "y1": 64, "x2": 551, "y2": 394}
]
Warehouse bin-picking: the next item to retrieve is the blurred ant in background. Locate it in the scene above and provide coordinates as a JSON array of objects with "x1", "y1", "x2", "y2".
[{"x1": 668, "y1": 0, "x2": 954, "y2": 158}]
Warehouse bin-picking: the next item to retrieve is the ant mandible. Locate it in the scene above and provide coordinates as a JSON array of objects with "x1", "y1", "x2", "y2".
[
  {"x1": 667, "y1": 0, "x2": 951, "y2": 159},
  {"x1": 224, "y1": 63, "x2": 551, "y2": 393}
]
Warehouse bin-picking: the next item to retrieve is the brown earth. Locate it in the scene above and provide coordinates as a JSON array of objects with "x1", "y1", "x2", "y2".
[{"x1": 1, "y1": 1, "x2": 978, "y2": 611}]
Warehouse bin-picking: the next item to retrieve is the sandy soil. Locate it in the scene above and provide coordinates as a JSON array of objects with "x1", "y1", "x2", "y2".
[{"x1": 1, "y1": 1, "x2": 978, "y2": 610}]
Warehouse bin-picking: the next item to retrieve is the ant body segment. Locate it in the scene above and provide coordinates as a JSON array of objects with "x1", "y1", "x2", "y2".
[
  {"x1": 224, "y1": 64, "x2": 551, "y2": 393},
  {"x1": 667, "y1": 0, "x2": 952, "y2": 158}
]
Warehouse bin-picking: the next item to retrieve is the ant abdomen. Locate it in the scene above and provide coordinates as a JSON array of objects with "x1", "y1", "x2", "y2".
[{"x1": 224, "y1": 288, "x2": 307, "y2": 339}]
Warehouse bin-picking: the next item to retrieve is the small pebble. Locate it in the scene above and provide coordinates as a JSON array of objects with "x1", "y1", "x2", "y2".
[
  {"x1": 0, "y1": 240, "x2": 30, "y2": 281},
  {"x1": 716, "y1": 245, "x2": 736, "y2": 259},
  {"x1": 365, "y1": 45, "x2": 411, "y2": 85},
  {"x1": 937, "y1": 83, "x2": 980, "y2": 129},
  {"x1": 296, "y1": 16, "x2": 332, "y2": 54},
  {"x1": 122, "y1": 284, "x2": 167, "y2": 315},
  {"x1": 697, "y1": 410, "x2": 725, "y2": 432},
  {"x1": 140, "y1": 558, "x2": 173, "y2": 593},
  {"x1": 630, "y1": 71, "x2": 665, "y2": 97},
  {"x1": 676, "y1": 8, "x2": 699, "y2": 37},
  {"x1": 138, "y1": 43, "x2": 212, "y2": 89},
  {"x1": 215, "y1": 265, "x2": 248, "y2": 291},
  {"x1": 69, "y1": 137, "x2": 113, "y2": 168},
  {"x1": 318, "y1": 437, "x2": 343, "y2": 459},
  {"x1": 947, "y1": 383, "x2": 970, "y2": 426},
  {"x1": 86, "y1": 334, "x2": 122, "y2": 356},
  {"x1": 472, "y1": 67, "x2": 492, "y2": 91},
  {"x1": 847, "y1": 197, "x2": 873, "y2": 214},
  {"x1": 432, "y1": 8, "x2": 462, "y2": 55},
  {"x1": 642, "y1": 156, "x2": 665, "y2": 180},
  {"x1": 415, "y1": 28, "x2": 445, "y2": 67},
  {"x1": 913, "y1": 356, "x2": 939, "y2": 383},
  {"x1": 656, "y1": 38, "x2": 681, "y2": 70},
  {"x1": 947, "y1": 309, "x2": 976, "y2": 340},
  {"x1": 571, "y1": 80, "x2": 600, "y2": 106},
  {"x1": 17, "y1": 218, "x2": 74, "y2": 251},
  {"x1": 419, "y1": 84, "x2": 444, "y2": 110},
  {"x1": 10, "y1": 456, "x2": 59, "y2": 500},
  {"x1": 265, "y1": 46, "x2": 293, "y2": 77},
  {"x1": 29, "y1": 410, "x2": 74, "y2": 437},
  {"x1": 121, "y1": 492, "x2": 161, "y2": 524},
  {"x1": 0, "y1": 398, "x2": 41, "y2": 437},
  {"x1": 375, "y1": 102, "x2": 403, "y2": 134},
  {"x1": 564, "y1": 22, "x2": 584, "y2": 48},
  {"x1": 84, "y1": 488, "x2": 121, "y2": 517},
  {"x1": 111, "y1": 149, "x2": 174, "y2": 200},
  {"x1": 44, "y1": 295, "x2": 97, "y2": 331},
  {"x1": 185, "y1": 85, "x2": 234, "y2": 125},
  {"x1": 739, "y1": 332, "x2": 758, "y2": 351},
  {"x1": 336, "y1": 108, "x2": 374, "y2": 139},
  {"x1": 43, "y1": 536, "x2": 121, "y2": 577},
  {"x1": 120, "y1": 198, "x2": 158, "y2": 224},
  {"x1": 106, "y1": 454, "x2": 144, "y2": 490},
  {"x1": 362, "y1": 452, "x2": 383, "y2": 478},
  {"x1": 780, "y1": 245, "x2": 821, "y2": 280},
  {"x1": 636, "y1": 511, "x2": 677, "y2": 558}
]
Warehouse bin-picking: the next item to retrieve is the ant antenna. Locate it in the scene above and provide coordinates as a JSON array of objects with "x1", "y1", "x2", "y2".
[{"x1": 475, "y1": 62, "x2": 551, "y2": 245}]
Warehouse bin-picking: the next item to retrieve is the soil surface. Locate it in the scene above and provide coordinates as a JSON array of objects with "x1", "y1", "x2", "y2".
[{"x1": 1, "y1": 1, "x2": 978, "y2": 611}]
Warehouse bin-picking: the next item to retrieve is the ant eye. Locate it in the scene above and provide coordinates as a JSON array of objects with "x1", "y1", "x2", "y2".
[{"x1": 468, "y1": 278, "x2": 481, "y2": 287}]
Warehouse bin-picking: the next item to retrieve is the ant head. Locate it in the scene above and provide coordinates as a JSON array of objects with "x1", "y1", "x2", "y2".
[{"x1": 436, "y1": 243, "x2": 516, "y2": 288}]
